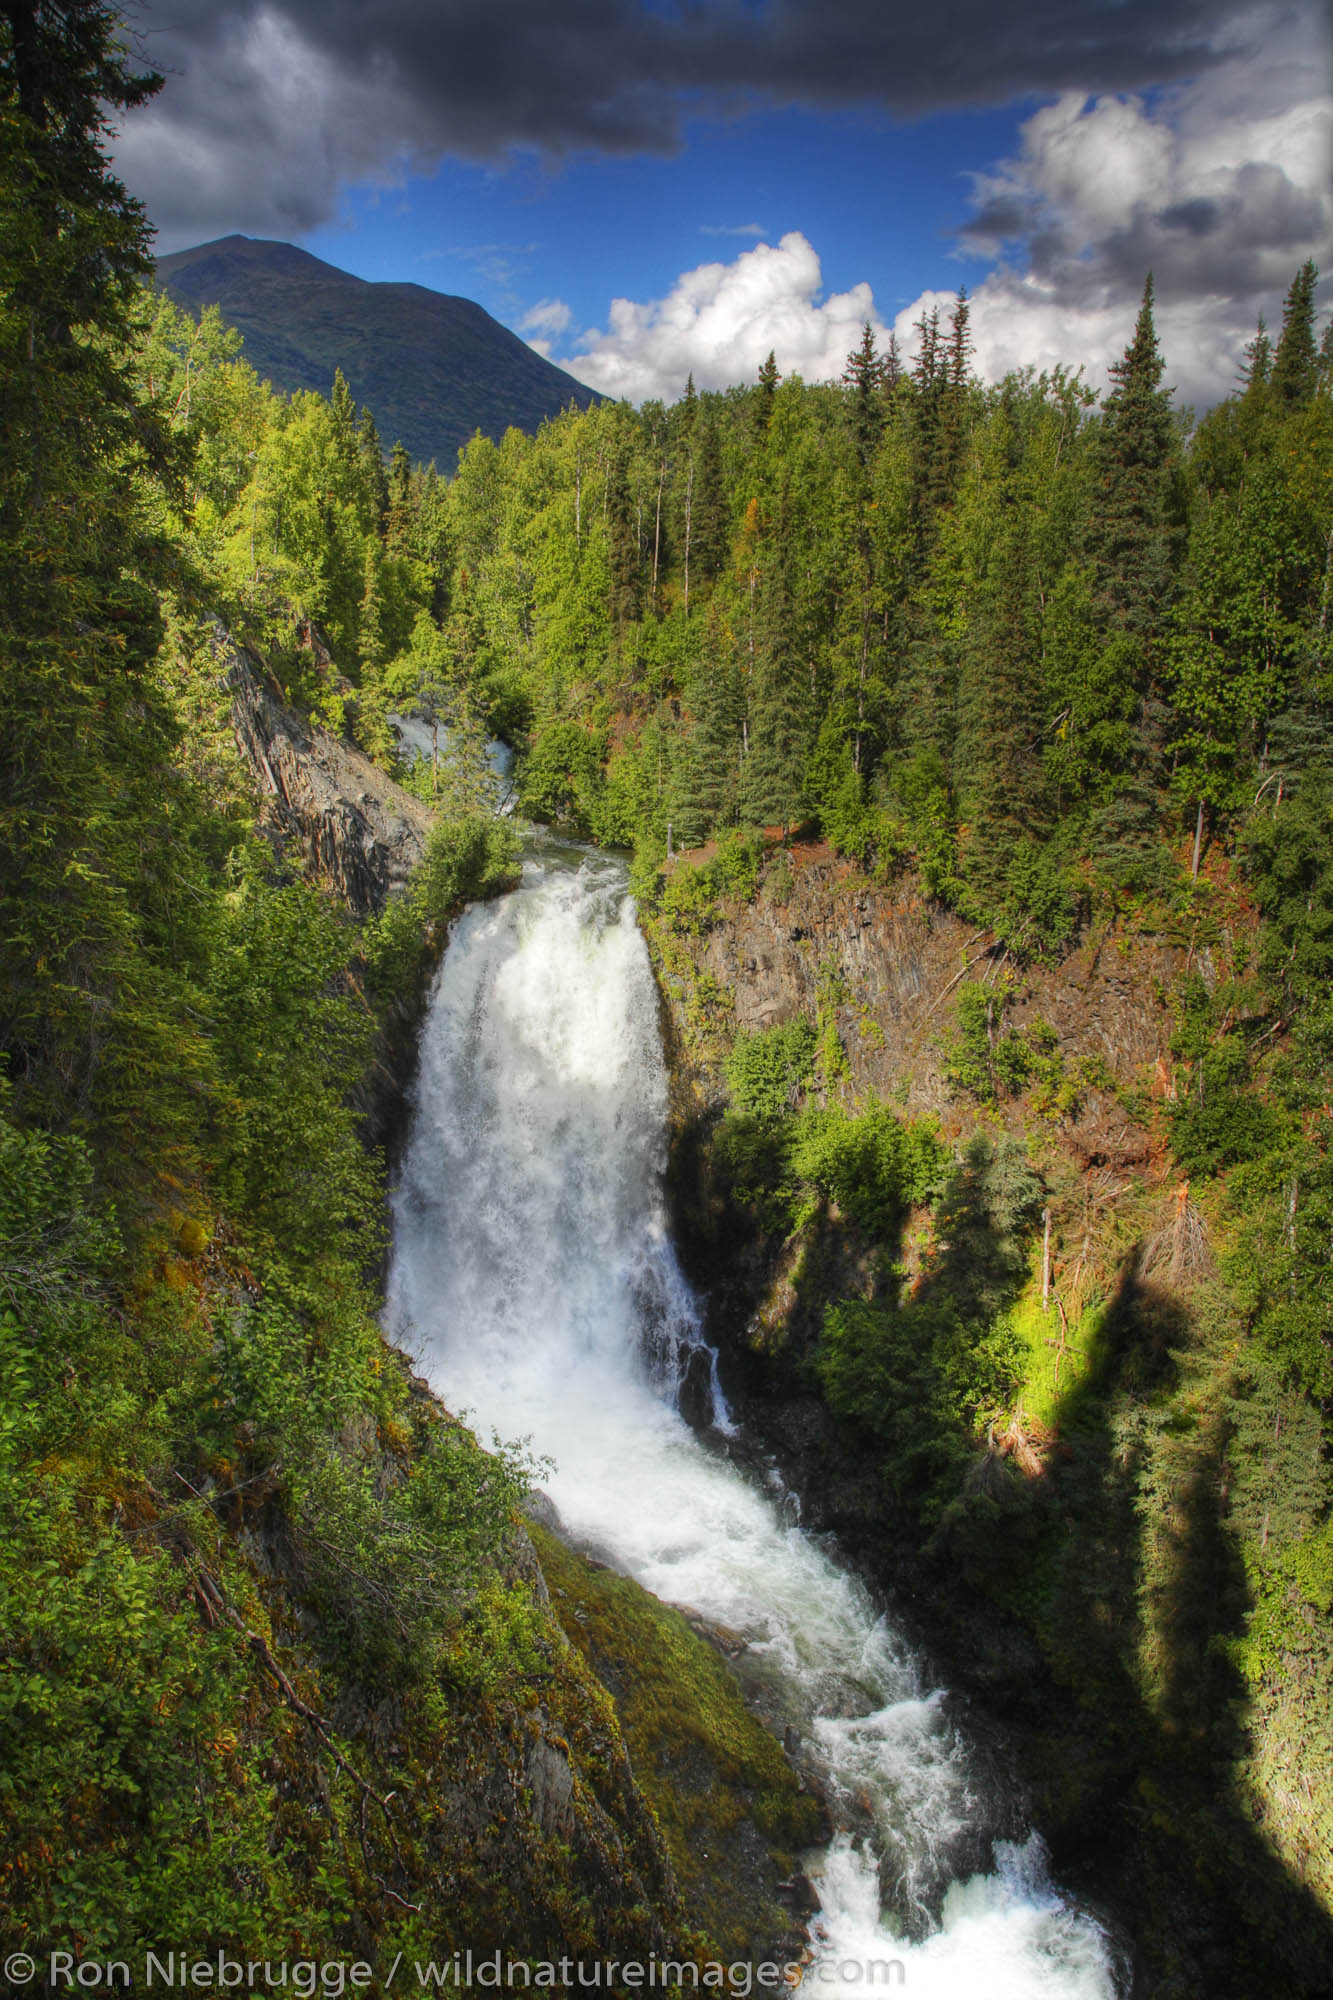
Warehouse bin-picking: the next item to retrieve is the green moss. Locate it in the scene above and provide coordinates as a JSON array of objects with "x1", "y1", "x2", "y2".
[
  {"x1": 1007, "y1": 1285, "x2": 1109, "y2": 1431},
  {"x1": 532, "y1": 1527, "x2": 822, "y2": 1959}
]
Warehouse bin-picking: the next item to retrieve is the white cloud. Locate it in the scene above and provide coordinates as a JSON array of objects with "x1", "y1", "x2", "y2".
[
  {"x1": 520, "y1": 298, "x2": 574, "y2": 338},
  {"x1": 942, "y1": 16, "x2": 1332, "y2": 406},
  {"x1": 520, "y1": 297, "x2": 572, "y2": 358},
  {"x1": 566, "y1": 231, "x2": 884, "y2": 402},
  {"x1": 558, "y1": 12, "x2": 1330, "y2": 412},
  {"x1": 700, "y1": 222, "x2": 768, "y2": 238}
]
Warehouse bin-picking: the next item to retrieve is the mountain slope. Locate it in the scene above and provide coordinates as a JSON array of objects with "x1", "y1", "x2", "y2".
[{"x1": 156, "y1": 235, "x2": 599, "y2": 468}]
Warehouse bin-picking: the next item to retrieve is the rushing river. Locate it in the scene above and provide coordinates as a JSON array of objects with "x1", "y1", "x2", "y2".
[{"x1": 386, "y1": 846, "x2": 1121, "y2": 1999}]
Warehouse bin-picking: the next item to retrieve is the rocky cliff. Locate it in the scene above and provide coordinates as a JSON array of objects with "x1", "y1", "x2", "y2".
[
  {"x1": 218, "y1": 620, "x2": 433, "y2": 916},
  {"x1": 674, "y1": 839, "x2": 1188, "y2": 1132},
  {"x1": 640, "y1": 837, "x2": 1333, "y2": 2000}
]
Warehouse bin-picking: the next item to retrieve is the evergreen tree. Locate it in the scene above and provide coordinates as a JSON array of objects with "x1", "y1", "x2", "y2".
[
  {"x1": 843, "y1": 322, "x2": 886, "y2": 465},
  {"x1": 740, "y1": 505, "x2": 810, "y2": 833},
  {"x1": 882, "y1": 330, "x2": 904, "y2": 395},
  {"x1": 1271, "y1": 259, "x2": 1320, "y2": 410},
  {"x1": 1087, "y1": 275, "x2": 1177, "y2": 636},
  {"x1": 330, "y1": 367, "x2": 358, "y2": 465},
  {"x1": 1079, "y1": 276, "x2": 1181, "y2": 877},
  {"x1": 675, "y1": 609, "x2": 745, "y2": 843},
  {"x1": 908, "y1": 301, "x2": 963, "y2": 550},
  {"x1": 0, "y1": 2, "x2": 199, "y2": 1124},
  {"x1": 669, "y1": 376, "x2": 698, "y2": 609},
  {"x1": 1240, "y1": 315, "x2": 1272, "y2": 396},
  {"x1": 359, "y1": 539, "x2": 387, "y2": 679},
  {"x1": 935, "y1": 287, "x2": 974, "y2": 500},
  {"x1": 752, "y1": 350, "x2": 780, "y2": 444},
  {"x1": 604, "y1": 431, "x2": 643, "y2": 643},
  {"x1": 357, "y1": 405, "x2": 388, "y2": 525},
  {"x1": 386, "y1": 439, "x2": 413, "y2": 553},
  {"x1": 954, "y1": 511, "x2": 1048, "y2": 907},
  {"x1": 691, "y1": 396, "x2": 727, "y2": 593}
]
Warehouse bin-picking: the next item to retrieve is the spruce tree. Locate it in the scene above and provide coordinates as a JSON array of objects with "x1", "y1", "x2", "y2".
[
  {"x1": 330, "y1": 367, "x2": 359, "y2": 470},
  {"x1": 954, "y1": 512, "x2": 1047, "y2": 906},
  {"x1": 882, "y1": 330, "x2": 904, "y2": 395},
  {"x1": 675, "y1": 611, "x2": 744, "y2": 842},
  {"x1": 357, "y1": 405, "x2": 388, "y2": 525},
  {"x1": 1271, "y1": 260, "x2": 1320, "y2": 410},
  {"x1": 842, "y1": 322, "x2": 886, "y2": 466},
  {"x1": 1083, "y1": 275, "x2": 1180, "y2": 880},
  {"x1": 669, "y1": 375, "x2": 698, "y2": 608},
  {"x1": 691, "y1": 397, "x2": 727, "y2": 592},
  {"x1": 1239, "y1": 315, "x2": 1272, "y2": 396},
  {"x1": 752, "y1": 350, "x2": 780, "y2": 445},
  {"x1": 0, "y1": 2, "x2": 195, "y2": 1117},
  {"x1": 1088, "y1": 274, "x2": 1177, "y2": 634},
  {"x1": 740, "y1": 513, "x2": 810, "y2": 833},
  {"x1": 386, "y1": 439, "x2": 413, "y2": 553}
]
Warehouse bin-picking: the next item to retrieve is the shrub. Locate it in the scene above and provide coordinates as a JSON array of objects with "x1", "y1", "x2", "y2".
[
  {"x1": 790, "y1": 1102, "x2": 944, "y2": 1238},
  {"x1": 724, "y1": 1018, "x2": 817, "y2": 1124}
]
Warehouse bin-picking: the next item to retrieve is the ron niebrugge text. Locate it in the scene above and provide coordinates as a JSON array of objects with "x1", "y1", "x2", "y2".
[{"x1": 23, "y1": 1948, "x2": 907, "y2": 1992}]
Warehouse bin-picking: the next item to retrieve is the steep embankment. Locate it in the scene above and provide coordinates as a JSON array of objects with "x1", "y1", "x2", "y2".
[
  {"x1": 1, "y1": 626, "x2": 813, "y2": 1972},
  {"x1": 218, "y1": 655, "x2": 822, "y2": 1964},
  {"x1": 640, "y1": 838, "x2": 1333, "y2": 2000}
]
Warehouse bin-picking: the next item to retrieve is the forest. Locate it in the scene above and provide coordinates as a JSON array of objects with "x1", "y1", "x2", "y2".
[{"x1": 3, "y1": 0, "x2": 1333, "y2": 1988}]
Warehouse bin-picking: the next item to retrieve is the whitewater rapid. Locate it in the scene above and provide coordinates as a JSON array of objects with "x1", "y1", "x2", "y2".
[{"x1": 386, "y1": 847, "x2": 1120, "y2": 1999}]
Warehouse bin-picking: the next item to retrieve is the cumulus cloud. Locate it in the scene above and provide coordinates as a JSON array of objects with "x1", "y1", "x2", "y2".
[
  {"x1": 928, "y1": 11, "x2": 1333, "y2": 407},
  {"x1": 553, "y1": 5, "x2": 1330, "y2": 411},
  {"x1": 121, "y1": 0, "x2": 1297, "y2": 248},
  {"x1": 960, "y1": 42, "x2": 1331, "y2": 306},
  {"x1": 565, "y1": 232, "x2": 882, "y2": 402}
]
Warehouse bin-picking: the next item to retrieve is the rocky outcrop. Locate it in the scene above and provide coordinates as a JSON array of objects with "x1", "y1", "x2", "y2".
[
  {"x1": 687, "y1": 842, "x2": 1189, "y2": 1129},
  {"x1": 217, "y1": 621, "x2": 432, "y2": 915}
]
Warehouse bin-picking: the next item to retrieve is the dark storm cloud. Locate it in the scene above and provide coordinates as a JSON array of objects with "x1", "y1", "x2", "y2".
[
  {"x1": 1157, "y1": 198, "x2": 1221, "y2": 237},
  {"x1": 967, "y1": 142, "x2": 1330, "y2": 309},
  {"x1": 119, "y1": 0, "x2": 1293, "y2": 246}
]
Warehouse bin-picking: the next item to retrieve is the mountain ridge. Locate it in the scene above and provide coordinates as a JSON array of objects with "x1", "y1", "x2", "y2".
[{"x1": 156, "y1": 234, "x2": 599, "y2": 468}]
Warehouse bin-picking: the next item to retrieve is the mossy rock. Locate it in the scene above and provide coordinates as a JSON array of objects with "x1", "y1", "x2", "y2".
[{"x1": 532, "y1": 1525, "x2": 823, "y2": 1962}]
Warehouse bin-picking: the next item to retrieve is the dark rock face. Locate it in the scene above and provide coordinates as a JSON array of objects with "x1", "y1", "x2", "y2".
[
  {"x1": 218, "y1": 622, "x2": 433, "y2": 917},
  {"x1": 690, "y1": 847, "x2": 1186, "y2": 1127}
]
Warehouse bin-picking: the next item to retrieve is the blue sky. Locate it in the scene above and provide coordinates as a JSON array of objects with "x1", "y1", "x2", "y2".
[
  {"x1": 118, "y1": 1, "x2": 1332, "y2": 408},
  {"x1": 297, "y1": 101, "x2": 1014, "y2": 338}
]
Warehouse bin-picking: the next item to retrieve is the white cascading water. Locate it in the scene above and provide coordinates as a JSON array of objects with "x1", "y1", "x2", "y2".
[{"x1": 386, "y1": 848, "x2": 1121, "y2": 1999}]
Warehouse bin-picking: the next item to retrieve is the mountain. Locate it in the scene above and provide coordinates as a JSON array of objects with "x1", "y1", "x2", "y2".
[{"x1": 155, "y1": 235, "x2": 599, "y2": 469}]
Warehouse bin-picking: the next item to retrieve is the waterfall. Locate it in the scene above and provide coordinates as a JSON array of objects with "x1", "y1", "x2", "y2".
[{"x1": 386, "y1": 847, "x2": 1121, "y2": 1998}]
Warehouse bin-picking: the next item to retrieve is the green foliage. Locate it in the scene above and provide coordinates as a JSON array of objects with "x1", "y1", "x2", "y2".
[
  {"x1": 940, "y1": 979, "x2": 1034, "y2": 1104},
  {"x1": 724, "y1": 1018, "x2": 817, "y2": 1124},
  {"x1": 1167, "y1": 1040, "x2": 1285, "y2": 1176},
  {"x1": 519, "y1": 719, "x2": 606, "y2": 829},
  {"x1": 362, "y1": 816, "x2": 520, "y2": 1000},
  {"x1": 789, "y1": 1101, "x2": 944, "y2": 1236},
  {"x1": 289, "y1": 1419, "x2": 537, "y2": 1692},
  {"x1": 819, "y1": 1292, "x2": 1024, "y2": 1514},
  {"x1": 655, "y1": 828, "x2": 764, "y2": 936}
]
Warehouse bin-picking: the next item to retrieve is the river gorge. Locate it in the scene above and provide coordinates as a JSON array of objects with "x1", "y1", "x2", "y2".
[{"x1": 385, "y1": 843, "x2": 1122, "y2": 1998}]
